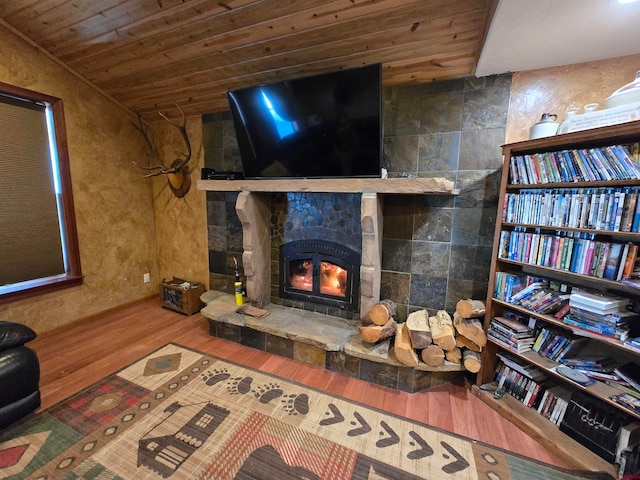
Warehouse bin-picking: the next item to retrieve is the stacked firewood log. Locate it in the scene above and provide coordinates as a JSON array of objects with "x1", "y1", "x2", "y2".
[{"x1": 359, "y1": 299, "x2": 488, "y2": 372}]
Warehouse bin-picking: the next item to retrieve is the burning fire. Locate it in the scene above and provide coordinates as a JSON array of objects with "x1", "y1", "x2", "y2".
[
  {"x1": 320, "y1": 261, "x2": 346, "y2": 297},
  {"x1": 288, "y1": 260, "x2": 347, "y2": 298}
]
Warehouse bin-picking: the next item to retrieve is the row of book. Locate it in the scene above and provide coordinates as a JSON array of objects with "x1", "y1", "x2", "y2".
[
  {"x1": 508, "y1": 144, "x2": 640, "y2": 185},
  {"x1": 531, "y1": 327, "x2": 587, "y2": 361},
  {"x1": 494, "y1": 355, "x2": 549, "y2": 409},
  {"x1": 488, "y1": 315, "x2": 536, "y2": 353},
  {"x1": 499, "y1": 228, "x2": 640, "y2": 282},
  {"x1": 563, "y1": 289, "x2": 638, "y2": 341},
  {"x1": 497, "y1": 276, "x2": 570, "y2": 315},
  {"x1": 493, "y1": 353, "x2": 572, "y2": 426},
  {"x1": 502, "y1": 187, "x2": 640, "y2": 233}
]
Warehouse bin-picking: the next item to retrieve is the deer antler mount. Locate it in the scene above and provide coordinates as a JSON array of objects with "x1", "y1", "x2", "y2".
[{"x1": 133, "y1": 104, "x2": 192, "y2": 198}]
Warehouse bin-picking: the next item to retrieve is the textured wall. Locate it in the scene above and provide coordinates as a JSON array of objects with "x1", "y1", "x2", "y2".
[
  {"x1": 0, "y1": 24, "x2": 159, "y2": 333},
  {"x1": 507, "y1": 54, "x2": 640, "y2": 143},
  {"x1": 150, "y1": 117, "x2": 209, "y2": 289}
]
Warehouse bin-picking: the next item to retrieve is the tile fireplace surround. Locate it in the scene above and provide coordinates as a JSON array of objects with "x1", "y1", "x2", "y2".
[{"x1": 197, "y1": 177, "x2": 463, "y2": 392}]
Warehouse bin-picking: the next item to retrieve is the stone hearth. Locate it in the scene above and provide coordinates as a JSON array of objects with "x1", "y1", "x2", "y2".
[{"x1": 201, "y1": 290, "x2": 465, "y2": 393}]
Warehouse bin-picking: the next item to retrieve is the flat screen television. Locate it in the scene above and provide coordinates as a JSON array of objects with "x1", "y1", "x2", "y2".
[{"x1": 227, "y1": 64, "x2": 382, "y2": 179}]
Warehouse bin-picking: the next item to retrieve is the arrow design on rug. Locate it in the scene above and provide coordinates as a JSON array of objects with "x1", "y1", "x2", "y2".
[
  {"x1": 406, "y1": 430, "x2": 434, "y2": 459},
  {"x1": 440, "y1": 441, "x2": 470, "y2": 474},
  {"x1": 319, "y1": 403, "x2": 344, "y2": 426},
  {"x1": 375, "y1": 421, "x2": 400, "y2": 448},
  {"x1": 347, "y1": 412, "x2": 371, "y2": 437}
]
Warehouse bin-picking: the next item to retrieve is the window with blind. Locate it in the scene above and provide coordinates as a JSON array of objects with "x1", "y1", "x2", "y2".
[{"x1": 0, "y1": 82, "x2": 82, "y2": 304}]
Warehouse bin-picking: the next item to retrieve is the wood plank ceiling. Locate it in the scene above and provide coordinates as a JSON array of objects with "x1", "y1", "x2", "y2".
[{"x1": 0, "y1": 0, "x2": 494, "y2": 122}]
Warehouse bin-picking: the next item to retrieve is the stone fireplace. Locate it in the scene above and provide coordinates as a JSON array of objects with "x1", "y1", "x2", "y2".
[{"x1": 200, "y1": 177, "x2": 458, "y2": 321}]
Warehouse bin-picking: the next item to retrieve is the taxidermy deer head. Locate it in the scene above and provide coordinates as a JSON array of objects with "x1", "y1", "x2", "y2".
[{"x1": 132, "y1": 103, "x2": 192, "y2": 198}]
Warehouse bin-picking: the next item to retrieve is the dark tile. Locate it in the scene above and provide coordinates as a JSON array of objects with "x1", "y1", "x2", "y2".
[
  {"x1": 223, "y1": 146, "x2": 242, "y2": 172},
  {"x1": 241, "y1": 327, "x2": 266, "y2": 350},
  {"x1": 445, "y1": 279, "x2": 489, "y2": 312},
  {"x1": 451, "y1": 208, "x2": 497, "y2": 247},
  {"x1": 410, "y1": 275, "x2": 447, "y2": 310},
  {"x1": 359, "y1": 359, "x2": 398, "y2": 389},
  {"x1": 411, "y1": 242, "x2": 450, "y2": 276},
  {"x1": 208, "y1": 250, "x2": 227, "y2": 274},
  {"x1": 382, "y1": 196, "x2": 415, "y2": 240},
  {"x1": 381, "y1": 239, "x2": 412, "y2": 272},
  {"x1": 380, "y1": 271, "x2": 411, "y2": 305},
  {"x1": 266, "y1": 334, "x2": 294, "y2": 359},
  {"x1": 326, "y1": 352, "x2": 360, "y2": 378},
  {"x1": 413, "y1": 207, "x2": 453, "y2": 242},
  {"x1": 209, "y1": 273, "x2": 229, "y2": 293},
  {"x1": 204, "y1": 147, "x2": 224, "y2": 169},
  {"x1": 294, "y1": 343, "x2": 326, "y2": 367},
  {"x1": 462, "y1": 86, "x2": 510, "y2": 131},
  {"x1": 423, "y1": 78, "x2": 465, "y2": 95},
  {"x1": 208, "y1": 226, "x2": 227, "y2": 250},
  {"x1": 418, "y1": 132, "x2": 460, "y2": 172},
  {"x1": 449, "y1": 245, "x2": 493, "y2": 282},
  {"x1": 216, "y1": 323, "x2": 240, "y2": 343},
  {"x1": 455, "y1": 169, "x2": 502, "y2": 208},
  {"x1": 394, "y1": 98, "x2": 422, "y2": 135},
  {"x1": 382, "y1": 135, "x2": 419, "y2": 174},
  {"x1": 222, "y1": 119, "x2": 238, "y2": 148},
  {"x1": 420, "y1": 92, "x2": 463, "y2": 134},
  {"x1": 459, "y1": 128, "x2": 505, "y2": 170},
  {"x1": 398, "y1": 368, "x2": 438, "y2": 393},
  {"x1": 414, "y1": 190, "x2": 455, "y2": 209},
  {"x1": 206, "y1": 199, "x2": 227, "y2": 226},
  {"x1": 202, "y1": 120, "x2": 224, "y2": 149}
]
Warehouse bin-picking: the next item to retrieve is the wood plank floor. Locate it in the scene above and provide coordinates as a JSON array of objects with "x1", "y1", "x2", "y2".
[{"x1": 27, "y1": 297, "x2": 571, "y2": 469}]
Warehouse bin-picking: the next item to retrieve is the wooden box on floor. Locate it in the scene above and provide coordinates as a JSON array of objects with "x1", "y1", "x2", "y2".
[{"x1": 160, "y1": 278, "x2": 205, "y2": 315}]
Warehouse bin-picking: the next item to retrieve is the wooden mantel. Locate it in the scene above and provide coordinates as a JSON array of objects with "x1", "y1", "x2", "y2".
[{"x1": 197, "y1": 177, "x2": 459, "y2": 194}]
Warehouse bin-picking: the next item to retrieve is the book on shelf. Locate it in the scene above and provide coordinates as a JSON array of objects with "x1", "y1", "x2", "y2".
[
  {"x1": 569, "y1": 288, "x2": 630, "y2": 314},
  {"x1": 559, "y1": 354, "x2": 616, "y2": 370},
  {"x1": 509, "y1": 145, "x2": 640, "y2": 185},
  {"x1": 614, "y1": 362, "x2": 640, "y2": 393},
  {"x1": 624, "y1": 337, "x2": 640, "y2": 353},
  {"x1": 610, "y1": 393, "x2": 640, "y2": 416},
  {"x1": 496, "y1": 351, "x2": 548, "y2": 382},
  {"x1": 494, "y1": 362, "x2": 549, "y2": 408},
  {"x1": 536, "y1": 385, "x2": 572, "y2": 426}
]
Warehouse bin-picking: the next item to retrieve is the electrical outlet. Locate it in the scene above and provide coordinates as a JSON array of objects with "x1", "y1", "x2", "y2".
[{"x1": 143, "y1": 273, "x2": 150, "y2": 283}]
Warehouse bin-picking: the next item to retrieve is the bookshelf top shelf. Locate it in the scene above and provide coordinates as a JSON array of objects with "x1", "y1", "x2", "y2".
[{"x1": 504, "y1": 120, "x2": 640, "y2": 155}]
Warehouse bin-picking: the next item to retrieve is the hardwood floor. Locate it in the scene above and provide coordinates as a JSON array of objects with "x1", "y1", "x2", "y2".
[{"x1": 28, "y1": 297, "x2": 571, "y2": 469}]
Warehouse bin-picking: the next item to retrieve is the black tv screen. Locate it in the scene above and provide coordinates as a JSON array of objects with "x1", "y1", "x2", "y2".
[{"x1": 227, "y1": 64, "x2": 382, "y2": 179}]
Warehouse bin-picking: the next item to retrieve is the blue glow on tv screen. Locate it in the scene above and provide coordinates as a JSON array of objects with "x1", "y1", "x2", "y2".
[{"x1": 227, "y1": 64, "x2": 382, "y2": 179}]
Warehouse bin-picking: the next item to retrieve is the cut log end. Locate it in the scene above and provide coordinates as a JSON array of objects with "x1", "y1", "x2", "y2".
[
  {"x1": 421, "y1": 344, "x2": 445, "y2": 366},
  {"x1": 368, "y1": 299, "x2": 397, "y2": 326},
  {"x1": 455, "y1": 299, "x2": 486, "y2": 319},
  {"x1": 359, "y1": 318, "x2": 397, "y2": 343},
  {"x1": 462, "y1": 349, "x2": 481, "y2": 373}
]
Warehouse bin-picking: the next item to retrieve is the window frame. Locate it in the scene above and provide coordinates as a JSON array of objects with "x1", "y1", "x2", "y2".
[{"x1": 0, "y1": 81, "x2": 82, "y2": 304}]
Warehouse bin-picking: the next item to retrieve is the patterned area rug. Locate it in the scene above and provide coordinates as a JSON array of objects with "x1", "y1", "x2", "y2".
[{"x1": 0, "y1": 344, "x2": 615, "y2": 480}]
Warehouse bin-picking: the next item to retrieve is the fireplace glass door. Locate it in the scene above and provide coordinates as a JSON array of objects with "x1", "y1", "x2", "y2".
[{"x1": 280, "y1": 240, "x2": 360, "y2": 312}]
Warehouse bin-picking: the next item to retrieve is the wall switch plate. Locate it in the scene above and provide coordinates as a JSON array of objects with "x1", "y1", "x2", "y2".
[{"x1": 143, "y1": 273, "x2": 150, "y2": 283}]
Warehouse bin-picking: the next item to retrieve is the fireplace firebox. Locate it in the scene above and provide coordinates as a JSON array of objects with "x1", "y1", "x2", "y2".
[{"x1": 280, "y1": 240, "x2": 360, "y2": 312}]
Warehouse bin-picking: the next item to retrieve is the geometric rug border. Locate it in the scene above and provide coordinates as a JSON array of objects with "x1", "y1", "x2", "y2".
[{"x1": 169, "y1": 342, "x2": 615, "y2": 480}]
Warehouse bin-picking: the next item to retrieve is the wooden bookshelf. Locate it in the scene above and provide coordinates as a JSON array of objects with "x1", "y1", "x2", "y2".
[{"x1": 479, "y1": 120, "x2": 640, "y2": 474}]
